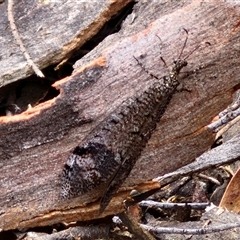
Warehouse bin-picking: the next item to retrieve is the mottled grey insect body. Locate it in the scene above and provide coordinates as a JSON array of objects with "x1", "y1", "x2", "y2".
[
  {"x1": 61, "y1": 44, "x2": 189, "y2": 213},
  {"x1": 61, "y1": 142, "x2": 121, "y2": 199}
]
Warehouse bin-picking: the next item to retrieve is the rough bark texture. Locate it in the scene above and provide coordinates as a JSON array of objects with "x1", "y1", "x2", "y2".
[
  {"x1": 0, "y1": 0, "x2": 131, "y2": 85},
  {"x1": 0, "y1": 0, "x2": 240, "y2": 231}
]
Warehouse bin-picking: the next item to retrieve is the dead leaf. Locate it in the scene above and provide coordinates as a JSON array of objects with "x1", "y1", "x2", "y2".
[{"x1": 219, "y1": 167, "x2": 240, "y2": 213}]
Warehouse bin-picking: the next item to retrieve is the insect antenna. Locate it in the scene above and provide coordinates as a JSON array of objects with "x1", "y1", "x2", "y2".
[
  {"x1": 181, "y1": 28, "x2": 209, "y2": 61},
  {"x1": 178, "y1": 28, "x2": 189, "y2": 59},
  {"x1": 184, "y1": 44, "x2": 201, "y2": 61},
  {"x1": 155, "y1": 34, "x2": 168, "y2": 68}
]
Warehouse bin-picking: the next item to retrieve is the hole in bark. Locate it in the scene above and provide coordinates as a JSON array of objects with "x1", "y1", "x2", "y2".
[
  {"x1": 0, "y1": 76, "x2": 58, "y2": 116},
  {"x1": 0, "y1": 1, "x2": 136, "y2": 116},
  {"x1": 0, "y1": 230, "x2": 16, "y2": 240}
]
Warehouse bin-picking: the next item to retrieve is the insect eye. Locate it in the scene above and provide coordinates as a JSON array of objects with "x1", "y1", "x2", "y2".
[{"x1": 64, "y1": 164, "x2": 71, "y2": 170}]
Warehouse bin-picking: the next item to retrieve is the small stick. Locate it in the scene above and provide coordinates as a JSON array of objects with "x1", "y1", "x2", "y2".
[
  {"x1": 140, "y1": 222, "x2": 240, "y2": 235},
  {"x1": 139, "y1": 200, "x2": 210, "y2": 210},
  {"x1": 216, "y1": 115, "x2": 240, "y2": 139},
  {"x1": 198, "y1": 173, "x2": 221, "y2": 186},
  {"x1": 8, "y1": 0, "x2": 45, "y2": 78},
  {"x1": 208, "y1": 106, "x2": 240, "y2": 132},
  {"x1": 219, "y1": 93, "x2": 240, "y2": 118}
]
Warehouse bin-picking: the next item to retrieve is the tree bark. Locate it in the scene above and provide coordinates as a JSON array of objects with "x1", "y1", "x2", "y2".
[{"x1": 0, "y1": 0, "x2": 240, "y2": 231}]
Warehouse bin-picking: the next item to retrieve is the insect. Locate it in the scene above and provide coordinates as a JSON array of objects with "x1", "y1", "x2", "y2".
[{"x1": 61, "y1": 29, "x2": 195, "y2": 213}]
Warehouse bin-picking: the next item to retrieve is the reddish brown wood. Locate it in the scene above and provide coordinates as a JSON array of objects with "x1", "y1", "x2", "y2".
[{"x1": 0, "y1": 0, "x2": 240, "y2": 231}]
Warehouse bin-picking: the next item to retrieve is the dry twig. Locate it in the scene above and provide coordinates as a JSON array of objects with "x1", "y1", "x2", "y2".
[
  {"x1": 140, "y1": 222, "x2": 240, "y2": 235},
  {"x1": 8, "y1": 0, "x2": 45, "y2": 78},
  {"x1": 139, "y1": 200, "x2": 210, "y2": 210}
]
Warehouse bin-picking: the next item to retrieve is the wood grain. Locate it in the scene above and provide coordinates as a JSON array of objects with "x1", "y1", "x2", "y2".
[{"x1": 0, "y1": 0, "x2": 240, "y2": 230}]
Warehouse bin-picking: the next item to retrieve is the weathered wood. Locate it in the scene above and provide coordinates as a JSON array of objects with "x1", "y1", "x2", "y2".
[
  {"x1": 141, "y1": 206, "x2": 240, "y2": 239},
  {"x1": 0, "y1": 0, "x2": 131, "y2": 85},
  {"x1": 24, "y1": 225, "x2": 110, "y2": 240},
  {"x1": 0, "y1": 0, "x2": 240, "y2": 231},
  {"x1": 155, "y1": 133, "x2": 240, "y2": 189}
]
